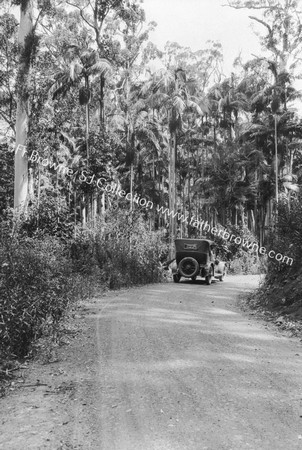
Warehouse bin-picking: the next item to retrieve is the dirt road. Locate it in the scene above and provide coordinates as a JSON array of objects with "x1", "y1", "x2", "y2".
[{"x1": 1, "y1": 275, "x2": 302, "y2": 449}]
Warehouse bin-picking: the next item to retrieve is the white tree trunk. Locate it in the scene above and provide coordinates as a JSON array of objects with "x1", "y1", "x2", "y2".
[{"x1": 14, "y1": 0, "x2": 34, "y2": 209}]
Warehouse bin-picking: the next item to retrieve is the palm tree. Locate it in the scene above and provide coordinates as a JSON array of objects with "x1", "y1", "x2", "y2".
[
  {"x1": 50, "y1": 46, "x2": 111, "y2": 223},
  {"x1": 143, "y1": 67, "x2": 207, "y2": 254},
  {"x1": 51, "y1": 47, "x2": 111, "y2": 162}
]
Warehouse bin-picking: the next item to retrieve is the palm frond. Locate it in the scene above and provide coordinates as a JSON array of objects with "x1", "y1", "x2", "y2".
[
  {"x1": 50, "y1": 78, "x2": 74, "y2": 100},
  {"x1": 87, "y1": 59, "x2": 112, "y2": 78},
  {"x1": 59, "y1": 131, "x2": 77, "y2": 153},
  {"x1": 135, "y1": 127, "x2": 161, "y2": 152},
  {"x1": 172, "y1": 95, "x2": 186, "y2": 112},
  {"x1": 70, "y1": 61, "x2": 83, "y2": 81}
]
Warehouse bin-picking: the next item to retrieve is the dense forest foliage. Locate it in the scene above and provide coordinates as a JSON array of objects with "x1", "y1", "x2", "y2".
[{"x1": 1, "y1": 0, "x2": 302, "y2": 358}]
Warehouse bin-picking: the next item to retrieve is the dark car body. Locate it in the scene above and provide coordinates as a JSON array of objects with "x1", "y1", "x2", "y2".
[{"x1": 172, "y1": 238, "x2": 226, "y2": 284}]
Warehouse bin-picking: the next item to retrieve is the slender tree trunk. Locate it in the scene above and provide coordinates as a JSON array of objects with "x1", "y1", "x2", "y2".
[
  {"x1": 14, "y1": 0, "x2": 34, "y2": 208},
  {"x1": 74, "y1": 189, "x2": 77, "y2": 237},
  {"x1": 28, "y1": 167, "x2": 34, "y2": 199},
  {"x1": 124, "y1": 64, "x2": 133, "y2": 213},
  {"x1": 169, "y1": 130, "x2": 176, "y2": 258},
  {"x1": 96, "y1": 76, "x2": 106, "y2": 220},
  {"x1": 254, "y1": 170, "x2": 258, "y2": 238},
  {"x1": 287, "y1": 141, "x2": 292, "y2": 211},
  {"x1": 99, "y1": 74, "x2": 105, "y2": 131},
  {"x1": 181, "y1": 181, "x2": 185, "y2": 239},
  {"x1": 93, "y1": 194, "x2": 97, "y2": 222},
  {"x1": 274, "y1": 114, "x2": 278, "y2": 207},
  {"x1": 85, "y1": 76, "x2": 90, "y2": 163},
  {"x1": 101, "y1": 192, "x2": 105, "y2": 215},
  {"x1": 241, "y1": 206, "x2": 245, "y2": 226},
  {"x1": 84, "y1": 76, "x2": 90, "y2": 223},
  {"x1": 130, "y1": 163, "x2": 134, "y2": 211},
  {"x1": 250, "y1": 210, "x2": 255, "y2": 234},
  {"x1": 82, "y1": 195, "x2": 86, "y2": 225},
  {"x1": 187, "y1": 172, "x2": 191, "y2": 237},
  {"x1": 37, "y1": 164, "x2": 40, "y2": 227}
]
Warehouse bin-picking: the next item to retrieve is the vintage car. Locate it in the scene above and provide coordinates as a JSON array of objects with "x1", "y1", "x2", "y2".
[{"x1": 172, "y1": 238, "x2": 226, "y2": 284}]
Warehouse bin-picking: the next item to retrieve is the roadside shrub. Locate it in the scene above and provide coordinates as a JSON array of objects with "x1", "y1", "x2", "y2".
[
  {"x1": 228, "y1": 253, "x2": 265, "y2": 275},
  {"x1": 0, "y1": 234, "x2": 78, "y2": 357},
  {"x1": 20, "y1": 193, "x2": 74, "y2": 241},
  {"x1": 0, "y1": 206, "x2": 97, "y2": 359},
  {"x1": 210, "y1": 223, "x2": 265, "y2": 274},
  {"x1": 95, "y1": 210, "x2": 167, "y2": 289},
  {"x1": 70, "y1": 228, "x2": 99, "y2": 276},
  {"x1": 265, "y1": 196, "x2": 301, "y2": 283},
  {"x1": 241, "y1": 196, "x2": 302, "y2": 317}
]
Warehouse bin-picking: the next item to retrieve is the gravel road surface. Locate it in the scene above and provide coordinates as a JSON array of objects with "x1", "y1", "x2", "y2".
[{"x1": 1, "y1": 275, "x2": 302, "y2": 450}]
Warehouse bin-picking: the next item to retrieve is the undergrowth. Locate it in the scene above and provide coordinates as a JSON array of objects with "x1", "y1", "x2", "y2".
[
  {"x1": 208, "y1": 223, "x2": 266, "y2": 274},
  {"x1": 0, "y1": 204, "x2": 167, "y2": 361},
  {"x1": 240, "y1": 196, "x2": 302, "y2": 321}
]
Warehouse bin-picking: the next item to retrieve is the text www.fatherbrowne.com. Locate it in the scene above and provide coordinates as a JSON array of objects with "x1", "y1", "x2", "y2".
[
  {"x1": 28, "y1": 150, "x2": 293, "y2": 266},
  {"x1": 156, "y1": 206, "x2": 293, "y2": 266}
]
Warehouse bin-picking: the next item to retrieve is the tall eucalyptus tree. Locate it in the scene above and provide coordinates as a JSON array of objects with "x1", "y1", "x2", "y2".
[{"x1": 14, "y1": 0, "x2": 34, "y2": 208}]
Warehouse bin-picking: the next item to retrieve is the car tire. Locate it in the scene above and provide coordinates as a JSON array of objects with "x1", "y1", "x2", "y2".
[
  {"x1": 178, "y1": 257, "x2": 199, "y2": 278},
  {"x1": 191, "y1": 276, "x2": 197, "y2": 282},
  {"x1": 173, "y1": 274, "x2": 181, "y2": 283}
]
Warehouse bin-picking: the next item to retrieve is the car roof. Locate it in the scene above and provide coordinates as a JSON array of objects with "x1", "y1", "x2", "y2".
[{"x1": 175, "y1": 238, "x2": 215, "y2": 245}]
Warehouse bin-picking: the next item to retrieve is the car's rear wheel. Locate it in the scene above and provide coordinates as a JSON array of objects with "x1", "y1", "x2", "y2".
[
  {"x1": 173, "y1": 274, "x2": 181, "y2": 283},
  {"x1": 178, "y1": 257, "x2": 199, "y2": 278}
]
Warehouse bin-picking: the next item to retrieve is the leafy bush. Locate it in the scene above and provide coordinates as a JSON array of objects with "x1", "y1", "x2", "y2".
[
  {"x1": 0, "y1": 235, "x2": 75, "y2": 357},
  {"x1": 20, "y1": 193, "x2": 74, "y2": 241},
  {"x1": 94, "y1": 209, "x2": 167, "y2": 289},
  {"x1": 205, "y1": 223, "x2": 265, "y2": 274},
  {"x1": 241, "y1": 196, "x2": 302, "y2": 316},
  {"x1": 265, "y1": 196, "x2": 302, "y2": 283},
  {"x1": 0, "y1": 205, "x2": 98, "y2": 359}
]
